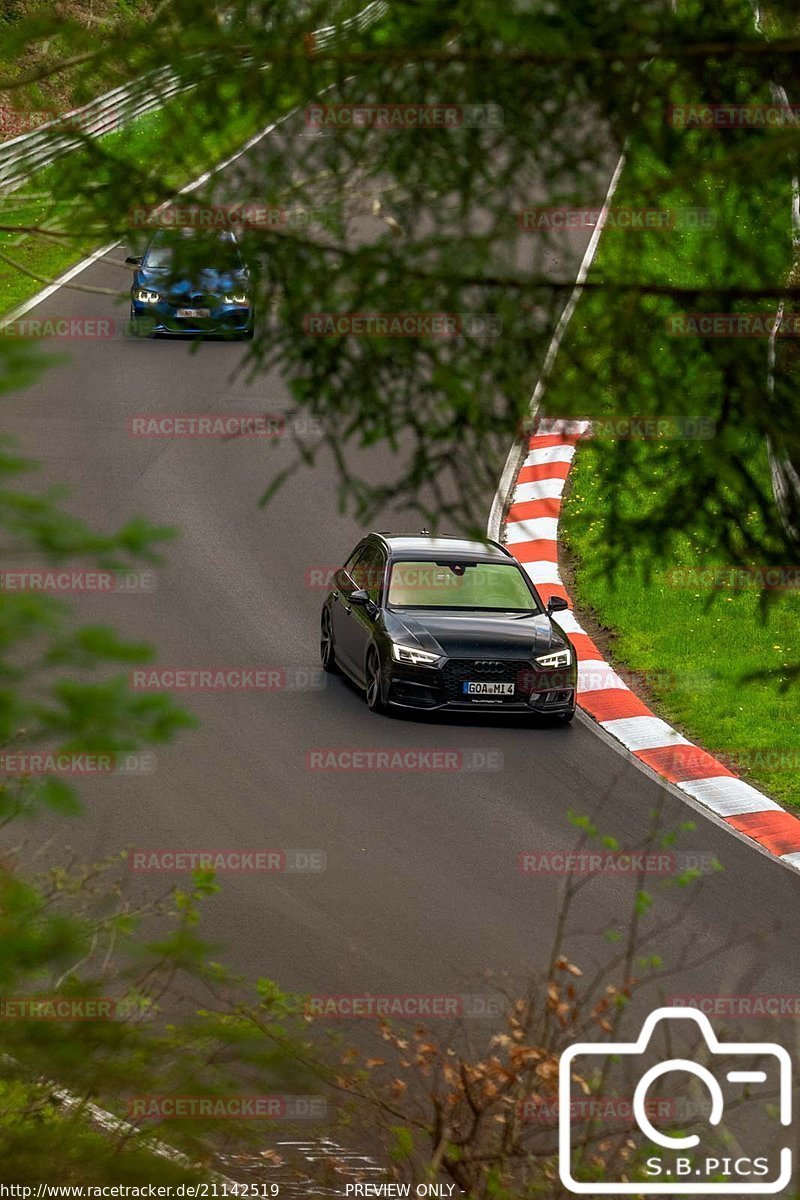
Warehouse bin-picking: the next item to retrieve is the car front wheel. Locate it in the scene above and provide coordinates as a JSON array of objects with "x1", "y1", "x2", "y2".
[
  {"x1": 365, "y1": 645, "x2": 388, "y2": 714},
  {"x1": 320, "y1": 608, "x2": 339, "y2": 674}
]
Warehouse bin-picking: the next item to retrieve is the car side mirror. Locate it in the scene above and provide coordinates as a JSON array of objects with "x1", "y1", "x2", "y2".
[
  {"x1": 349, "y1": 588, "x2": 369, "y2": 606},
  {"x1": 546, "y1": 596, "x2": 569, "y2": 614},
  {"x1": 125, "y1": 255, "x2": 143, "y2": 267}
]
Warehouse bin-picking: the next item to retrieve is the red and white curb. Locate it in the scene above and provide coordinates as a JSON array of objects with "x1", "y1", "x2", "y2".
[{"x1": 502, "y1": 417, "x2": 800, "y2": 873}]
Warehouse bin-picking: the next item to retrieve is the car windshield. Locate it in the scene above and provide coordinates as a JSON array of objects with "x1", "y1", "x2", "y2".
[
  {"x1": 144, "y1": 233, "x2": 243, "y2": 273},
  {"x1": 143, "y1": 244, "x2": 174, "y2": 269},
  {"x1": 386, "y1": 560, "x2": 540, "y2": 611}
]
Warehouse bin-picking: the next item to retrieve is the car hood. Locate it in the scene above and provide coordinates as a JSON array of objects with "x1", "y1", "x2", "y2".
[
  {"x1": 136, "y1": 267, "x2": 248, "y2": 296},
  {"x1": 383, "y1": 610, "x2": 569, "y2": 660}
]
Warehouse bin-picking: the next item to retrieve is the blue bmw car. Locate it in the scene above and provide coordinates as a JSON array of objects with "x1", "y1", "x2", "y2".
[{"x1": 126, "y1": 228, "x2": 254, "y2": 339}]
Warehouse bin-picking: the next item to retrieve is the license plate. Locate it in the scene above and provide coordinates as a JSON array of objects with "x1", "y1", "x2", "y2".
[
  {"x1": 463, "y1": 681, "x2": 515, "y2": 696},
  {"x1": 176, "y1": 307, "x2": 210, "y2": 318}
]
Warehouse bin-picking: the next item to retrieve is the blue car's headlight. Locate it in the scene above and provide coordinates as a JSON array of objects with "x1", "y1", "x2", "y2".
[
  {"x1": 535, "y1": 647, "x2": 572, "y2": 668},
  {"x1": 134, "y1": 288, "x2": 161, "y2": 304},
  {"x1": 223, "y1": 293, "x2": 250, "y2": 306},
  {"x1": 390, "y1": 644, "x2": 441, "y2": 666}
]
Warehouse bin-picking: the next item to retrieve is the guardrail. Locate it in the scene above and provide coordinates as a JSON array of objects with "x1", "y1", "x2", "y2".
[{"x1": 0, "y1": 0, "x2": 388, "y2": 193}]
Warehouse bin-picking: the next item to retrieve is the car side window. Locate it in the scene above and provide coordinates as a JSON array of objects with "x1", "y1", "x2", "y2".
[
  {"x1": 344, "y1": 544, "x2": 385, "y2": 602},
  {"x1": 363, "y1": 548, "x2": 386, "y2": 604},
  {"x1": 344, "y1": 545, "x2": 372, "y2": 590}
]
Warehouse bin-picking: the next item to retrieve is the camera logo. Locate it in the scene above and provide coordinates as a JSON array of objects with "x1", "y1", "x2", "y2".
[{"x1": 559, "y1": 1006, "x2": 792, "y2": 1194}]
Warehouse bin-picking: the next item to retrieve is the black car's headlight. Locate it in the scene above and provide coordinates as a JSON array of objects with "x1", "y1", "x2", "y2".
[
  {"x1": 134, "y1": 288, "x2": 161, "y2": 304},
  {"x1": 535, "y1": 647, "x2": 572, "y2": 668},
  {"x1": 390, "y1": 644, "x2": 441, "y2": 667},
  {"x1": 223, "y1": 293, "x2": 250, "y2": 305}
]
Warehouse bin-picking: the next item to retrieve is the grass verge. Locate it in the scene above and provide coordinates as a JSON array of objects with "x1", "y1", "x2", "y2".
[
  {"x1": 562, "y1": 439, "x2": 799, "y2": 810},
  {"x1": 549, "y1": 56, "x2": 799, "y2": 809},
  {"x1": 0, "y1": 1078, "x2": 210, "y2": 1185}
]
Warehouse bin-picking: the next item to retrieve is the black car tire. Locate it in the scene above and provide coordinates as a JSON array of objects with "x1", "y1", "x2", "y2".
[
  {"x1": 320, "y1": 609, "x2": 339, "y2": 674},
  {"x1": 240, "y1": 326, "x2": 255, "y2": 340},
  {"x1": 365, "y1": 645, "x2": 388, "y2": 714},
  {"x1": 557, "y1": 709, "x2": 576, "y2": 724}
]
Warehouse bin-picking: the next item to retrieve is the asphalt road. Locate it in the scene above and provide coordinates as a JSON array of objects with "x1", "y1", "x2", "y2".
[{"x1": 3, "y1": 118, "x2": 799, "y2": 1053}]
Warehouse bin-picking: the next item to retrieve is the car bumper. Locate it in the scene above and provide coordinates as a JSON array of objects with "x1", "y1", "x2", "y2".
[
  {"x1": 385, "y1": 661, "x2": 576, "y2": 715},
  {"x1": 388, "y1": 696, "x2": 576, "y2": 716},
  {"x1": 130, "y1": 302, "x2": 253, "y2": 337}
]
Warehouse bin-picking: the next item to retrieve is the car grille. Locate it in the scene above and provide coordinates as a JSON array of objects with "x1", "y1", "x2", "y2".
[
  {"x1": 442, "y1": 659, "x2": 533, "y2": 702},
  {"x1": 168, "y1": 292, "x2": 218, "y2": 308}
]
